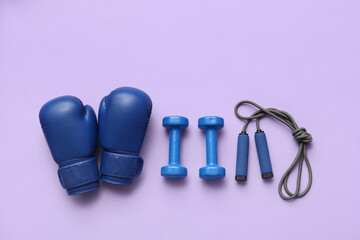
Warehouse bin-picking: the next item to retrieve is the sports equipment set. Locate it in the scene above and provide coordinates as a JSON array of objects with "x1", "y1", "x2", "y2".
[{"x1": 39, "y1": 87, "x2": 313, "y2": 200}]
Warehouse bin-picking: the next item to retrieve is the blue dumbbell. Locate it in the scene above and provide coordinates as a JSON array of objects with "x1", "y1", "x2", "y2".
[
  {"x1": 198, "y1": 116, "x2": 226, "y2": 180},
  {"x1": 161, "y1": 116, "x2": 189, "y2": 178}
]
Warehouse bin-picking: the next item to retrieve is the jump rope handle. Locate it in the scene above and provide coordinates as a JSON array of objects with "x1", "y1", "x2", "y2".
[
  {"x1": 235, "y1": 133, "x2": 249, "y2": 181},
  {"x1": 235, "y1": 130, "x2": 273, "y2": 181},
  {"x1": 254, "y1": 130, "x2": 273, "y2": 179}
]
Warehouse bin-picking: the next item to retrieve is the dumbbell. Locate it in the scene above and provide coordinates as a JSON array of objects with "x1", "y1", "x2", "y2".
[
  {"x1": 198, "y1": 116, "x2": 226, "y2": 180},
  {"x1": 161, "y1": 116, "x2": 188, "y2": 178}
]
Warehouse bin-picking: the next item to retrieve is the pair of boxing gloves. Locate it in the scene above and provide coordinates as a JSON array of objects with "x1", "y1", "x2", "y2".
[{"x1": 39, "y1": 87, "x2": 152, "y2": 195}]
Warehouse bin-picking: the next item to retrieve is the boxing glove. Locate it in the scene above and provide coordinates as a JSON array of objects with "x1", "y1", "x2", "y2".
[
  {"x1": 39, "y1": 96, "x2": 99, "y2": 195},
  {"x1": 99, "y1": 87, "x2": 152, "y2": 185}
]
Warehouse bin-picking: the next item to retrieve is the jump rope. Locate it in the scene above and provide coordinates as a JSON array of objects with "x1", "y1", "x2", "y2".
[{"x1": 234, "y1": 100, "x2": 313, "y2": 200}]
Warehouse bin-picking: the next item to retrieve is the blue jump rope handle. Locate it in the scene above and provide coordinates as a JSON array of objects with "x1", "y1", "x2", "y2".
[
  {"x1": 255, "y1": 131, "x2": 274, "y2": 179},
  {"x1": 235, "y1": 133, "x2": 249, "y2": 181}
]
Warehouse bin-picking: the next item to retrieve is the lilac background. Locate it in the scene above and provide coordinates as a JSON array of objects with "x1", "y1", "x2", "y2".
[{"x1": 1, "y1": 0, "x2": 360, "y2": 239}]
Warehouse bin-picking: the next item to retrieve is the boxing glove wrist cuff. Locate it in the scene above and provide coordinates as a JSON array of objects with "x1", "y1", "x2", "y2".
[
  {"x1": 100, "y1": 151, "x2": 143, "y2": 185},
  {"x1": 58, "y1": 157, "x2": 100, "y2": 195}
]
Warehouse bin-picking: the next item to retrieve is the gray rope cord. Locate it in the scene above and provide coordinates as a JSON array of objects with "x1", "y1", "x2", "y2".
[{"x1": 234, "y1": 100, "x2": 313, "y2": 200}]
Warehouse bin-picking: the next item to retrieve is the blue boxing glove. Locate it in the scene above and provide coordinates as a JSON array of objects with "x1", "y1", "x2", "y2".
[
  {"x1": 39, "y1": 96, "x2": 99, "y2": 195},
  {"x1": 99, "y1": 87, "x2": 152, "y2": 185}
]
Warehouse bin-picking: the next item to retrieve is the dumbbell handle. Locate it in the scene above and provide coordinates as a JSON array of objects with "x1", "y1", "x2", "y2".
[
  {"x1": 206, "y1": 128, "x2": 218, "y2": 165},
  {"x1": 169, "y1": 128, "x2": 181, "y2": 165}
]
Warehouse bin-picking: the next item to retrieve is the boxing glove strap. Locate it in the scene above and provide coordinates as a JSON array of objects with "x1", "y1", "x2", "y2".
[
  {"x1": 58, "y1": 157, "x2": 99, "y2": 189},
  {"x1": 100, "y1": 151, "x2": 143, "y2": 179}
]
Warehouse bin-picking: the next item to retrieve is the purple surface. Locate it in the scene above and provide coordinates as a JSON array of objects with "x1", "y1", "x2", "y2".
[{"x1": 1, "y1": 0, "x2": 359, "y2": 239}]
